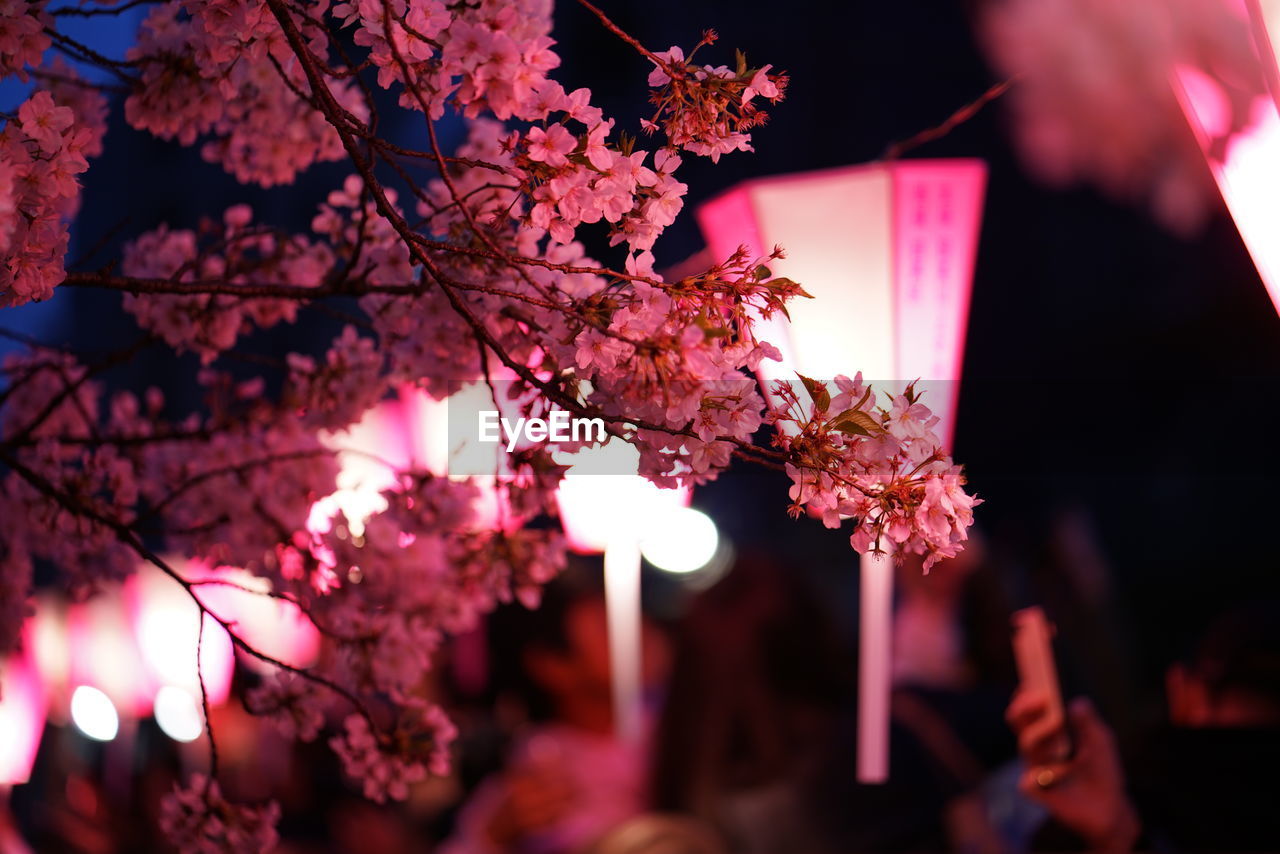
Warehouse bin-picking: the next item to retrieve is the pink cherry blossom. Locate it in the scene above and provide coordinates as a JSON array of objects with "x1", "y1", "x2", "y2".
[
  {"x1": 0, "y1": 0, "x2": 51, "y2": 79},
  {"x1": 18, "y1": 92, "x2": 75, "y2": 156},
  {"x1": 160, "y1": 774, "x2": 280, "y2": 854},
  {"x1": 525, "y1": 123, "x2": 576, "y2": 167}
]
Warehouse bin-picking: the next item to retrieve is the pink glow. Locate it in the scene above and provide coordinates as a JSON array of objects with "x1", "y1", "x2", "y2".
[
  {"x1": 892, "y1": 162, "x2": 987, "y2": 447},
  {"x1": 313, "y1": 380, "x2": 529, "y2": 547},
  {"x1": 193, "y1": 566, "x2": 321, "y2": 674},
  {"x1": 401, "y1": 381, "x2": 521, "y2": 532},
  {"x1": 0, "y1": 628, "x2": 46, "y2": 784},
  {"x1": 1250, "y1": 0, "x2": 1280, "y2": 115},
  {"x1": 30, "y1": 596, "x2": 70, "y2": 722},
  {"x1": 696, "y1": 160, "x2": 986, "y2": 448},
  {"x1": 554, "y1": 440, "x2": 691, "y2": 554},
  {"x1": 310, "y1": 399, "x2": 416, "y2": 536},
  {"x1": 125, "y1": 566, "x2": 235, "y2": 709},
  {"x1": 1175, "y1": 21, "x2": 1280, "y2": 315},
  {"x1": 69, "y1": 588, "x2": 158, "y2": 717}
]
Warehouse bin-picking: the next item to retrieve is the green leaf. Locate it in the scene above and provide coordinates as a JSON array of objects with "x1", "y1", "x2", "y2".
[
  {"x1": 831, "y1": 409, "x2": 882, "y2": 437},
  {"x1": 798, "y1": 374, "x2": 830, "y2": 412},
  {"x1": 767, "y1": 276, "x2": 812, "y2": 299}
]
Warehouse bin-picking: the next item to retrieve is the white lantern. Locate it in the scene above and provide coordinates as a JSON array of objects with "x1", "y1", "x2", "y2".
[
  {"x1": 698, "y1": 159, "x2": 987, "y2": 782},
  {"x1": 1175, "y1": 0, "x2": 1280, "y2": 315}
]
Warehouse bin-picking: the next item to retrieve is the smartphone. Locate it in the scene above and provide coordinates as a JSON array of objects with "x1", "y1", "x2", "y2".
[{"x1": 1011, "y1": 606, "x2": 1070, "y2": 758}]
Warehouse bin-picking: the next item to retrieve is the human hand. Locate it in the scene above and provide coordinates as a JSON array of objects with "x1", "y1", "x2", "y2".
[{"x1": 1006, "y1": 692, "x2": 1140, "y2": 852}]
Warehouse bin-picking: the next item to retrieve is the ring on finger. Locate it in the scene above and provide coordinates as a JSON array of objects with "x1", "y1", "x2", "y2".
[{"x1": 1034, "y1": 767, "x2": 1061, "y2": 789}]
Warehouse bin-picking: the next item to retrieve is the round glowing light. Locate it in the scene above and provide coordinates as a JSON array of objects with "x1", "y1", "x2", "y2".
[
  {"x1": 154, "y1": 686, "x2": 203, "y2": 743},
  {"x1": 554, "y1": 439, "x2": 691, "y2": 553},
  {"x1": 70, "y1": 685, "x2": 119, "y2": 742},
  {"x1": 640, "y1": 507, "x2": 720, "y2": 574}
]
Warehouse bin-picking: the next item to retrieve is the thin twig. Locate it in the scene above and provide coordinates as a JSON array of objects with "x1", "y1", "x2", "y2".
[{"x1": 881, "y1": 77, "x2": 1016, "y2": 161}]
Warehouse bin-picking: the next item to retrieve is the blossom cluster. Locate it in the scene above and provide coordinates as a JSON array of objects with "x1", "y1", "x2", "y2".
[
  {"x1": 159, "y1": 775, "x2": 281, "y2": 854},
  {"x1": 646, "y1": 32, "x2": 788, "y2": 162},
  {"x1": 0, "y1": 351, "x2": 139, "y2": 602},
  {"x1": 1, "y1": 69, "x2": 107, "y2": 306},
  {"x1": 770, "y1": 374, "x2": 980, "y2": 570},
  {"x1": 329, "y1": 704, "x2": 456, "y2": 803},
  {"x1": 125, "y1": 0, "x2": 368, "y2": 186},
  {"x1": 121, "y1": 204, "x2": 335, "y2": 362},
  {"x1": 0, "y1": 0, "x2": 50, "y2": 80}
]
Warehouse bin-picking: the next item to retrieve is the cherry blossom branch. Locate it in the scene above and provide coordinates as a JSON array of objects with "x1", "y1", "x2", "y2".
[
  {"x1": 29, "y1": 67, "x2": 129, "y2": 95},
  {"x1": 6, "y1": 335, "x2": 151, "y2": 443},
  {"x1": 43, "y1": 28, "x2": 141, "y2": 83},
  {"x1": 137, "y1": 449, "x2": 332, "y2": 524},
  {"x1": 0, "y1": 326, "x2": 78, "y2": 354},
  {"x1": 61, "y1": 271, "x2": 419, "y2": 298},
  {"x1": 61, "y1": 269, "x2": 581, "y2": 314},
  {"x1": 195, "y1": 614, "x2": 219, "y2": 778},
  {"x1": 239, "y1": 3, "x2": 787, "y2": 474}
]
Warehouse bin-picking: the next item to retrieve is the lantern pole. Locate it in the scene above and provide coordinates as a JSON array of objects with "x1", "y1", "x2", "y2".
[
  {"x1": 856, "y1": 548, "x2": 894, "y2": 783},
  {"x1": 604, "y1": 534, "x2": 645, "y2": 744}
]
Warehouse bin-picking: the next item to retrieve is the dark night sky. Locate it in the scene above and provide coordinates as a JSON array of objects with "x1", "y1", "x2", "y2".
[{"x1": 7, "y1": 1, "x2": 1280, "y2": 692}]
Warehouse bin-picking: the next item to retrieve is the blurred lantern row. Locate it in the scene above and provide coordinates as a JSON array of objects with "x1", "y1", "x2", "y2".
[
  {"x1": 0, "y1": 382, "x2": 729, "y2": 787},
  {"x1": 0, "y1": 565, "x2": 321, "y2": 785}
]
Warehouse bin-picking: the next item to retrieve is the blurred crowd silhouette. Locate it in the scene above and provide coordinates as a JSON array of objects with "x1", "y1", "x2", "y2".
[{"x1": 7, "y1": 508, "x2": 1280, "y2": 854}]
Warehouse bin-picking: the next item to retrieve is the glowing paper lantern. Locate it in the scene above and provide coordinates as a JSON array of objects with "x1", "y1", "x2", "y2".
[
  {"x1": 315, "y1": 377, "x2": 538, "y2": 700},
  {"x1": 555, "y1": 441, "x2": 690, "y2": 742},
  {"x1": 315, "y1": 376, "x2": 529, "y2": 541},
  {"x1": 194, "y1": 566, "x2": 321, "y2": 674},
  {"x1": 401, "y1": 375, "x2": 527, "y2": 531},
  {"x1": 0, "y1": 631, "x2": 46, "y2": 784},
  {"x1": 125, "y1": 565, "x2": 235, "y2": 710},
  {"x1": 311, "y1": 397, "x2": 418, "y2": 536},
  {"x1": 698, "y1": 159, "x2": 987, "y2": 782},
  {"x1": 69, "y1": 588, "x2": 158, "y2": 718},
  {"x1": 1174, "y1": 1, "x2": 1280, "y2": 315},
  {"x1": 29, "y1": 595, "x2": 70, "y2": 722}
]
